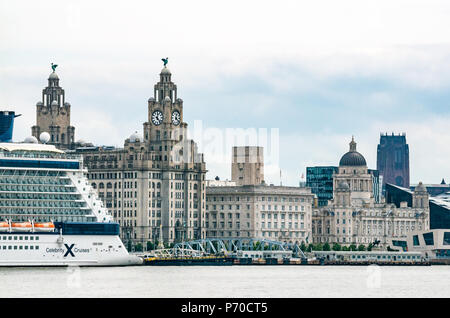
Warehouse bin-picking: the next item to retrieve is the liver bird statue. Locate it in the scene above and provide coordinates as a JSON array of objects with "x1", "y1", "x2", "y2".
[
  {"x1": 161, "y1": 57, "x2": 168, "y2": 67},
  {"x1": 51, "y1": 63, "x2": 58, "y2": 72}
]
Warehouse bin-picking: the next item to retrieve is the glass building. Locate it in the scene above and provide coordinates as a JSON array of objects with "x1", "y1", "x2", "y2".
[
  {"x1": 306, "y1": 166, "x2": 338, "y2": 207},
  {"x1": 368, "y1": 169, "x2": 383, "y2": 203},
  {"x1": 386, "y1": 183, "x2": 450, "y2": 229}
]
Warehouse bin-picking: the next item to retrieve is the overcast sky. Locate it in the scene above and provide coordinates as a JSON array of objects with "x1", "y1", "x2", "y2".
[{"x1": 1, "y1": 0, "x2": 450, "y2": 186}]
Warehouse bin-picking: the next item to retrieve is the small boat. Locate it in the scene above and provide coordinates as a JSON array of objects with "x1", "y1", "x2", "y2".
[
  {"x1": 34, "y1": 222, "x2": 55, "y2": 232},
  {"x1": 0, "y1": 222, "x2": 9, "y2": 232},
  {"x1": 11, "y1": 222, "x2": 32, "y2": 232}
]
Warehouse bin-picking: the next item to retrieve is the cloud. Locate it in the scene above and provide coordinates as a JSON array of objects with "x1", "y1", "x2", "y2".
[{"x1": 2, "y1": 0, "x2": 450, "y2": 187}]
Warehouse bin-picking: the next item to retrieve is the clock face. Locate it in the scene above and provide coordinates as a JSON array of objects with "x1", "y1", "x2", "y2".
[
  {"x1": 172, "y1": 110, "x2": 181, "y2": 125},
  {"x1": 151, "y1": 110, "x2": 163, "y2": 125}
]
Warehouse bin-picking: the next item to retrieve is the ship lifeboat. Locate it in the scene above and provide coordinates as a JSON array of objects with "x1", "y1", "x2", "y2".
[
  {"x1": 34, "y1": 222, "x2": 55, "y2": 232},
  {"x1": 11, "y1": 222, "x2": 32, "y2": 232},
  {"x1": 0, "y1": 221, "x2": 9, "y2": 232}
]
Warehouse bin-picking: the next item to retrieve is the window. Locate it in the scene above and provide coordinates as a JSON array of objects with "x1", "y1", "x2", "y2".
[
  {"x1": 423, "y1": 232, "x2": 434, "y2": 246},
  {"x1": 413, "y1": 235, "x2": 420, "y2": 246},
  {"x1": 443, "y1": 232, "x2": 450, "y2": 245}
]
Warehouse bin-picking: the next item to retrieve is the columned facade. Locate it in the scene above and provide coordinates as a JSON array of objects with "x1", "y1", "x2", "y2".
[{"x1": 312, "y1": 137, "x2": 429, "y2": 248}]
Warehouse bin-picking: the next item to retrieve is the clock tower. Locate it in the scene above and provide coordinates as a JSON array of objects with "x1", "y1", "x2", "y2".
[
  {"x1": 140, "y1": 61, "x2": 206, "y2": 242},
  {"x1": 144, "y1": 65, "x2": 186, "y2": 158}
]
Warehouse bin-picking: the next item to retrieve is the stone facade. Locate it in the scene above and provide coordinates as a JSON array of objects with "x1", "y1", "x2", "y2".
[
  {"x1": 231, "y1": 146, "x2": 264, "y2": 186},
  {"x1": 206, "y1": 185, "x2": 314, "y2": 244},
  {"x1": 72, "y1": 65, "x2": 207, "y2": 247},
  {"x1": 32, "y1": 69, "x2": 75, "y2": 149},
  {"x1": 312, "y1": 137, "x2": 429, "y2": 247}
]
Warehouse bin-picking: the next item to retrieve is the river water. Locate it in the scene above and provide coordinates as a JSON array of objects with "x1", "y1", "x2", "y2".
[{"x1": 0, "y1": 265, "x2": 449, "y2": 298}]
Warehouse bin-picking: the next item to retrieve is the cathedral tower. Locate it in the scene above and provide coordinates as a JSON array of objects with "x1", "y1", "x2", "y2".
[{"x1": 377, "y1": 133, "x2": 410, "y2": 188}]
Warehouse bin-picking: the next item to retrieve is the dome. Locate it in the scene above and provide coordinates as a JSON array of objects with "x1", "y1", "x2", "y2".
[
  {"x1": 36, "y1": 101, "x2": 43, "y2": 106},
  {"x1": 24, "y1": 136, "x2": 38, "y2": 144},
  {"x1": 39, "y1": 132, "x2": 50, "y2": 144},
  {"x1": 164, "y1": 96, "x2": 171, "y2": 102},
  {"x1": 160, "y1": 67, "x2": 171, "y2": 74},
  {"x1": 64, "y1": 102, "x2": 71, "y2": 107},
  {"x1": 414, "y1": 182, "x2": 427, "y2": 193},
  {"x1": 339, "y1": 152, "x2": 367, "y2": 166},
  {"x1": 129, "y1": 131, "x2": 142, "y2": 143},
  {"x1": 339, "y1": 137, "x2": 367, "y2": 166},
  {"x1": 76, "y1": 139, "x2": 86, "y2": 145},
  {"x1": 148, "y1": 97, "x2": 155, "y2": 102},
  {"x1": 51, "y1": 100, "x2": 58, "y2": 106},
  {"x1": 49, "y1": 72, "x2": 59, "y2": 80}
]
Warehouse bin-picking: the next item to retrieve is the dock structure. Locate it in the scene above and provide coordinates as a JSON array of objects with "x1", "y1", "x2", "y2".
[
  {"x1": 172, "y1": 238, "x2": 306, "y2": 258},
  {"x1": 141, "y1": 238, "x2": 306, "y2": 263}
]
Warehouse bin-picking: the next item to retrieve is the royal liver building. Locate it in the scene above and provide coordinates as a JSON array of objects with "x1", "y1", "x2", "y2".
[{"x1": 74, "y1": 62, "x2": 207, "y2": 247}]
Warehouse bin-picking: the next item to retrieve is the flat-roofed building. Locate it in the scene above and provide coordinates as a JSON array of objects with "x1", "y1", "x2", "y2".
[{"x1": 206, "y1": 184, "x2": 314, "y2": 244}]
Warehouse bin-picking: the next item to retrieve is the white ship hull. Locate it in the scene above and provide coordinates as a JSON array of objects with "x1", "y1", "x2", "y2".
[{"x1": 0, "y1": 232, "x2": 142, "y2": 266}]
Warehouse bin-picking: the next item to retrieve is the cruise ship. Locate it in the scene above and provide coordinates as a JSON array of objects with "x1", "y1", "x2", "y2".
[{"x1": 0, "y1": 140, "x2": 142, "y2": 266}]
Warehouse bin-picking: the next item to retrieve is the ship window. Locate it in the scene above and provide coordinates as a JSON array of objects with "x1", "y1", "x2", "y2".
[
  {"x1": 2, "y1": 236, "x2": 5, "y2": 240},
  {"x1": 13, "y1": 246, "x2": 17, "y2": 250},
  {"x1": 2, "y1": 246, "x2": 5, "y2": 250},
  {"x1": 30, "y1": 246, "x2": 33, "y2": 250},
  {"x1": 8, "y1": 237, "x2": 11, "y2": 240},
  {"x1": 25, "y1": 237, "x2": 28, "y2": 240},
  {"x1": 25, "y1": 246, "x2": 28, "y2": 250},
  {"x1": 30, "y1": 237, "x2": 34, "y2": 241},
  {"x1": 35, "y1": 237, "x2": 39, "y2": 241},
  {"x1": 19, "y1": 246, "x2": 23, "y2": 250},
  {"x1": 35, "y1": 246, "x2": 39, "y2": 250},
  {"x1": 8, "y1": 246, "x2": 11, "y2": 250},
  {"x1": 19, "y1": 236, "x2": 23, "y2": 240}
]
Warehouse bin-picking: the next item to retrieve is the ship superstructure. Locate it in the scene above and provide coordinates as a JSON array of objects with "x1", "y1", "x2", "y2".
[
  {"x1": 0, "y1": 142, "x2": 142, "y2": 266},
  {"x1": 0, "y1": 142, "x2": 112, "y2": 223}
]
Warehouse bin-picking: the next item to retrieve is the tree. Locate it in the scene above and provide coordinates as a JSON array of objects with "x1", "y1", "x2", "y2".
[
  {"x1": 367, "y1": 243, "x2": 373, "y2": 251},
  {"x1": 342, "y1": 246, "x2": 349, "y2": 251},
  {"x1": 323, "y1": 242, "x2": 331, "y2": 251},
  {"x1": 314, "y1": 243, "x2": 323, "y2": 251},
  {"x1": 358, "y1": 244, "x2": 366, "y2": 251},
  {"x1": 300, "y1": 241, "x2": 307, "y2": 252},
  {"x1": 307, "y1": 243, "x2": 314, "y2": 252},
  {"x1": 332, "y1": 243, "x2": 341, "y2": 251},
  {"x1": 147, "y1": 241, "x2": 155, "y2": 251},
  {"x1": 349, "y1": 244, "x2": 357, "y2": 251},
  {"x1": 135, "y1": 243, "x2": 143, "y2": 252}
]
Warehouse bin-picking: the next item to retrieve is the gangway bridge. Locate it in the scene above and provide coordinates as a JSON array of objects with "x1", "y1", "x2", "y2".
[{"x1": 149, "y1": 238, "x2": 306, "y2": 259}]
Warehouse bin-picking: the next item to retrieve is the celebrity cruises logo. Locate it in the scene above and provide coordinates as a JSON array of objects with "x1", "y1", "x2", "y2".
[
  {"x1": 46, "y1": 244, "x2": 91, "y2": 257},
  {"x1": 64, "y1": 244, "x2": 75, "y2": 257}
]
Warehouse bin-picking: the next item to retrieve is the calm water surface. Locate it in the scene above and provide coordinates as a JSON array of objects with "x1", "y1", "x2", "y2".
[{"x1": 0, "y1": 265, "x2": 449, "y2": 298}]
